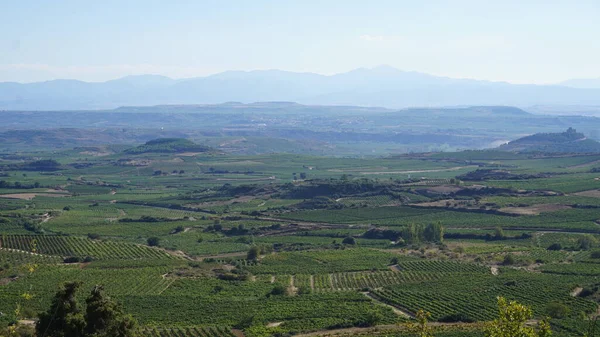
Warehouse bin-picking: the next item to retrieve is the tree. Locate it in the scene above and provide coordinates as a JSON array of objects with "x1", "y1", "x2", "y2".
[
  {"x1": 342, "y1": 236, "x2": 356, "y2": 245},
  {"x1": 36, "y1": 282, "x2": 86, "y2": 337},
  {"x1": 247, "y1": 246, "x2": 260, "y2": 260},
  {"x1": 85, "y1": 285, "x2": 139, "y2": 337},
  {"x1": 405, "y1": 309, "x2": 434, "y2": 337},
  {"x1": 146, "y1": 237, "x2": 160, "y2": 247},
  {"x1": 36, "y1": 283, "x2": 138, "y2": 337},
  {"x1": 423, "y1": 222, "x2": 444, "y2": 243},
  {"x1": 485, "y1": 297, "x2": 551, "y2": 337},
  {"x1": 494, "y1": 227, "x2": 505, "y2": 240}
]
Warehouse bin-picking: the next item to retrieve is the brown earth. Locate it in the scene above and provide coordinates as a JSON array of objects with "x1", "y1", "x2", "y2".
[
  {"x1": 498, "y1": 204, "x2": 571, "y2": 215},
  {"x1": 573, "y1": 189, "x2": 600, "y2": 198},
  {"x1": 0, "y1": 193, "x2": 69, "y2": 200}
]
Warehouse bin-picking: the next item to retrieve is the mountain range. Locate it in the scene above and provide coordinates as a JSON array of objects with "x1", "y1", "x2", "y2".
[{"x1": 3, "y1": 65, "x2": 600, "y2": 110}]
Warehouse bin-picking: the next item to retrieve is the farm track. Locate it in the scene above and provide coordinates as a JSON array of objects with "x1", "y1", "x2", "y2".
[{"x1": 362, "y1": 291, "x2": 414, "y2": 318}]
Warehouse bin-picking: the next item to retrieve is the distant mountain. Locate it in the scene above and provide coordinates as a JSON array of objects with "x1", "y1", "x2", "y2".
[
  {"x1": 560, "y1": 78, "x2": 600, "y2": 89},
  {"x1": 498, "y1": 127, "x2": 600, "y2": 153},
  {"x1": 4, "y1": 67, "x2": 600, "y2": 110}
]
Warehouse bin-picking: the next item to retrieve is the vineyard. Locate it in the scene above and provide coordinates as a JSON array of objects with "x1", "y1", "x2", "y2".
[
  {"x1": 142, "y1": 326, "x2": 236, "y2": 337},
  {"x1": 3, "y1": 148, "x2": 600, "y2": 336},
  {"x1": 0, "y1": 235, "x2": 173, "y2": 260}
]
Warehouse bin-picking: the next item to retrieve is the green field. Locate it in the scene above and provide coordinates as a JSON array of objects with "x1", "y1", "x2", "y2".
[{"x1": 2, "y1": 148, "x2": 600, "y2": 337}]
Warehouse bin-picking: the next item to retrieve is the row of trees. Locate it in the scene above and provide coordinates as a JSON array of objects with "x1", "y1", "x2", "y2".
[{"x1": 401, "y1": 222, "x2": 444, "y2": 244}]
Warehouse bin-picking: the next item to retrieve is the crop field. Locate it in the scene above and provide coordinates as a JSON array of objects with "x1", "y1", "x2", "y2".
[
  {"x1": 0, "y1": 235, "x2": 173, "y2": 260},
  {"x1": 3, "y1": 147, "x2": 600, "y2": 336}
]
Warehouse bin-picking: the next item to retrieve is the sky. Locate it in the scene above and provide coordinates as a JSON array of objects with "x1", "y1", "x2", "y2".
[{"x1": 1, "y1": 0, "x2": 600, "y2": 84}]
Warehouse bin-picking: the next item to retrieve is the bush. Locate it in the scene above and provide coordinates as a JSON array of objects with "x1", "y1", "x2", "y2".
[
  {"x1": 147, "y1": 237, "x2": 160, "y2": 247},
  {"x1": 438, "y1": 313, "x2": 475, "y2": 323},
  {"x1": 342, "y1": 236, "x2": 356, "y2": 245},
  {"x1": 63, "y1": 256, "x2": 81, "y2": 263},
  {"x1": 545, "y1": 302, "x2": 570, "y2": 318},
  {"x1": 503, "y1": 254, "x2": 515, "y2": 265},
  {"x1": 270, "y1": 284, "x2": 287, "y2": 296},
  {"x1": 591, "y1": 250, "x2": 600, "y2": 259},
  {"x1": 87, "y1": 233, "x2": 101, "y2": 240},
  {"x1": 547, "y1": 243, "x2": 562, "y2": 251}
]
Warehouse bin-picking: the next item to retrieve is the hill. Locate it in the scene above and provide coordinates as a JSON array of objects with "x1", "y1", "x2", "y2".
[
  {"x1": 4, "y1": 66, "x2": 600, "y2": 109},
  {"x1": 498, "y1": 127, "x2": 600, "y2": 153},
  {"x1": 124, "y1": 138, "x2": 213, "y2": 154}
]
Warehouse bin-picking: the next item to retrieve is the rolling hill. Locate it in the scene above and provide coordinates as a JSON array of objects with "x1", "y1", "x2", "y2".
[
  {"x1": 124, "y1": 138, "x2": 213, "y2": 154},
  {"x1": 498, "y1": 128, "x2": 600, "y2": 153}
]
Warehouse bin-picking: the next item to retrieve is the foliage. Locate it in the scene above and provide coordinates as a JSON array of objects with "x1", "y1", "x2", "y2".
[
  {"x1": 146, "y1": 237, "x2": 160, "y2": 247},
  {"x1": 84, "y1": 285, "x2": 139, "y2": 337},
  {"x1": 484, "y1": 297, "x2": 551, "y2": 337},
  {"x1": 35, "y1": 282, "x2": 139, "y2": 337},
  {"x1": 36, "y1": 281, "x2": 86, "y2": 337},
  {"x1": 405, "y1": 309, "x2": 433, "y2": 337}
]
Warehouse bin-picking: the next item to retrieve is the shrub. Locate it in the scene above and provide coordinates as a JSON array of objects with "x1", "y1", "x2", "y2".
[
  {"x1": 63, "y1": 256, "x2": 81, "y2": 263},
  {"x1": 547, "y1": 243, "x2": 562, "y2": 251},
  {"x1": 147, "y1": 237, "x2": 160, "y2": 247},
  {"x1": 545, "y1": 302, "x2": 570, "y2": 318},
  {"x1": 503, "y1": 254, "x2": 515, "y2": 265},
  {"x1": 270, "y1": 284, "x2": 287, "y2": 296},
  {"x1": 342, "y1": 236, "x2": 356, "y2": 245},
  {"x1": 438, "y1": 313, "x2": 475, "y2": 323},
  {"x1": 591, "y1": 250, "x2": 600, "y2": 259},
  {"x1": 87, "y1": 233, "x2": 101, "y2": 240}
]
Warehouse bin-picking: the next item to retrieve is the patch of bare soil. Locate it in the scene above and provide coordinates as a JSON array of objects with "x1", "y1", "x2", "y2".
[
  {"x1": 571, "y1": 287, "x2": 583, "y2": 297},
  {"x1": 328, "y1": 166, "x2": 388, "y2": 173},
  {"x1": 215, "y1": 176, "x2": 276, "y2": 181},
  {"x1": 359, "y1": 166, "x2": 477, "y2": 175},
  {"x1": 0, "y1": 276, "x2": 19, "y2": 286},
  {"x1": 389, "y1": 264, "x2": 401, "y2": 271},
  {"x1": 573, "y1": 189, "x2": 600, "y2": 198},
  {"x1": 176, "y1": 152, "x2": 199, "y2": 156},
  {"x1": 411, "y1": 199, "x2": 479, "y2": 211},
  {"x1": 186, "y1": 195, "x2": 257, "y2": 208},
  {"x1": 45, "y1": 188, "x2": 69, "y2": 194},
  {"x1": 18, "y1": 320, "x2": 36, "y2": 326},
  {"x1": 0, "y1": 193, "x2": 68, "y2": 200},
  {"x1": 499, "y1": 204, "x2": 571, "y2": 215},
  {"x1": 79, "y1": 150, "x2": 112, "y2": 156},
  {"x1": 424, "y1": 185, "x2": 462, "y2": 194},
  {"x1": 231, "y1": 329, "x2": 245, "y2": 337}
]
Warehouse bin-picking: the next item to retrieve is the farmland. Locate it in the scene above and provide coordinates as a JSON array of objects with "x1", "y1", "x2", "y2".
[{"x1": 2, "y1": 145, "x2": 600, "y2": 336}]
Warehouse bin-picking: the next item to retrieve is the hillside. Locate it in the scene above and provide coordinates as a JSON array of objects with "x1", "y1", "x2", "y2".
[
  {"x1": 499, "y1": 127, "x2": 600, "y2": 153},
  {"x1": 124, "y1": 138, "x2": 213, "y2": 154}
]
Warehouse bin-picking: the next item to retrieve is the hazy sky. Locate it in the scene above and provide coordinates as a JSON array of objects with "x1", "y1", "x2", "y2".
[{"x1": 1, "y1": 0, "x2": 599, "y2": 83}]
